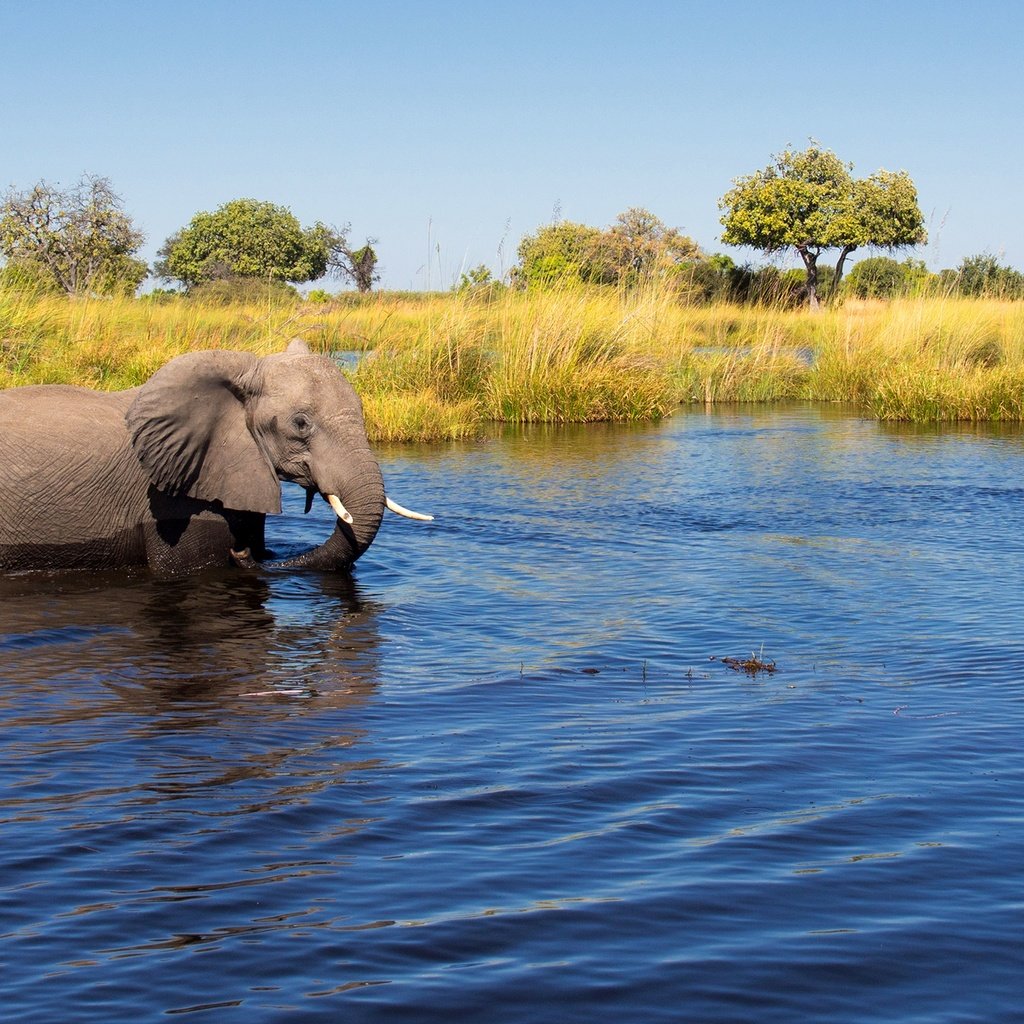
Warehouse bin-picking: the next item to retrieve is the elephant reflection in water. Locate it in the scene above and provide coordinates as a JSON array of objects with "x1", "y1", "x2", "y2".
[
  {"x1": 0, "y1": 568, "x2": 386, "y2": 714},
  {"x1": 0, "y1": 570, "x2": 388, "y2": 830}
]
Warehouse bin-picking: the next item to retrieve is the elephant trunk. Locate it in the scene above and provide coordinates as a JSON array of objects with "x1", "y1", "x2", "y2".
[{"x1": 272, "y1": 449, "x2": 385, "y2": 571}]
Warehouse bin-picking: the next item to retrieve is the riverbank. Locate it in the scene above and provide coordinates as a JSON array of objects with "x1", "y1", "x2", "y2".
[{"x1": 3, "y1": 285, "x2": 1024, "y2": 441}]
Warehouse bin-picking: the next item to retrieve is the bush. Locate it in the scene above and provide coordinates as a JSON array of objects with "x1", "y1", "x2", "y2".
[
  {"x1": 844, "y1": 257, "x2": 930, "y2": 299},
  {"x1": 951, "y1": 254, "x2": 1024, "y2": 299},
  {"x1": 187, "y1": 276, "x2": 300, "y2": 306},
  {"x1": 515, "y1": 210, "x2": 701, "y2": 289},
  {"x1": 155, "y1": 198, "x2": 330, "y2": 289},
  {"x1": 453, "y1": 264, "x2": 506, "y2": 301}
]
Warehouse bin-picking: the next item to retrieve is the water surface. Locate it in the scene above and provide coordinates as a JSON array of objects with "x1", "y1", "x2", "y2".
[{"x1": 2, "y1": 405, "x2": 1022, "y2": 1022}]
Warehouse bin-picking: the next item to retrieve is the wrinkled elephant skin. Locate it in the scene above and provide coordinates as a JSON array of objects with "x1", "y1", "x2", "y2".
[{"x1": 0, "y1": 340, "x2": 394, "y2": 575}]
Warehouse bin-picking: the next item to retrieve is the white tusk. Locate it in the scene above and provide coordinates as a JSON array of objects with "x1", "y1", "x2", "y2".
[
  {"x1": 386, "y1": 496, "x2": 434, "y2": 522},
  {"x1": 326, "y1": 494, "x2": 354, "y2": 524}
]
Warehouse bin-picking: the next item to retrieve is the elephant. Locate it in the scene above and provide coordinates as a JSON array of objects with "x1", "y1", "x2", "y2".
[{"x1": 0, "y1": 339, "x2": 431, "y2": 575}]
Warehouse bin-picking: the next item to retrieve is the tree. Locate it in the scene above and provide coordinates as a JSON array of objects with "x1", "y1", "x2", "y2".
[
  {"x1": 606, "y1": 207, "x2": 701, "y2": 284},
  {"x1": 453, "y1": 263, "x2": 506, "y2": 301},
  {"x1": 0, "y1": 174, "x2": 147, "y2": 295},
  {"x1": 155, "y1": 199, "x2": 329, "y2": 289},
  {"x1": 719, "y1": 145, "x2": 926, "y2": 309},
  {"x1": 322, "y1": 225, "x2": 380, "y2": 293},
  {"x1": 515, "y1": 221, "x2": 610, "y2": 286},
  {"x1": 514, "y1": 210, "x2": 701, "y2": 288}
]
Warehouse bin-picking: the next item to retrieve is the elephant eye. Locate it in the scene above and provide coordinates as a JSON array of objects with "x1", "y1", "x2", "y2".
[{"x1": 291, "y1": 412, "x2": 313, "y2": 435}]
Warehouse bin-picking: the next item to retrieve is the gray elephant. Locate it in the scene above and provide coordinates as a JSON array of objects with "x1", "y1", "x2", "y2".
[{"x1": 0, "y1": 339, "x2": 430, "y2": 575}]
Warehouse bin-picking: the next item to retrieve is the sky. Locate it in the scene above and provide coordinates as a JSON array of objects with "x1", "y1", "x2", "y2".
[{"x1": 2, "y1": 0, "x2": 1022, "y2": 290}]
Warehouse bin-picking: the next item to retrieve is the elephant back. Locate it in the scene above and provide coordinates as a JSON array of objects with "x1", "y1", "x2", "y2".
[{"x1": 0, "y1": 386, "x2": 149, "y2": 566}]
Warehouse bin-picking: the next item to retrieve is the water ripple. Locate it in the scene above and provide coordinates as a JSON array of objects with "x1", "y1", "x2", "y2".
[{"x1": 2, "y1": 406, "x2": 1023, "y2": 1022}]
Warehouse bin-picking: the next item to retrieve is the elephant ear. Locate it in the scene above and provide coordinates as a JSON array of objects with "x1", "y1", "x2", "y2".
[{"x1": 126, "y1": 350, "x2": 282, "y2": 514}]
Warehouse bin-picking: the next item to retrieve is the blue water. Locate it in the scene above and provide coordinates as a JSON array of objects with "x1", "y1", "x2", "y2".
[{"x1": 2, "y1": 405, "x2": 1022, "y2": 1022}]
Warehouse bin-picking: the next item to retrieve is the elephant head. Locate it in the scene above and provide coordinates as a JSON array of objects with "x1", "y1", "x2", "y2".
[{"x1": 125, "y1": 339, "x2": 424, "y2": 570}]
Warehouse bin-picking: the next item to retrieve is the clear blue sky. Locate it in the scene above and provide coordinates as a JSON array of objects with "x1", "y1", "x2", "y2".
[{"x1": 2, "y1": 0, "x2": 1021, "y2": 290}]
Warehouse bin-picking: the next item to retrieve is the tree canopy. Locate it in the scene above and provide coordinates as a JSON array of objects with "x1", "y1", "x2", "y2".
[
  {"x1": 155, "y1": 199, "x2": 334, "y2": 289},
  {"x1": 0, "y1": 174, "x2": 147, "y2": 296},
  {"x1": 719, "y1": 145, "x2": 926, "y2": 308},
  {"x1": 515, "y1": 208, "x2": 701, "y2": 288}
]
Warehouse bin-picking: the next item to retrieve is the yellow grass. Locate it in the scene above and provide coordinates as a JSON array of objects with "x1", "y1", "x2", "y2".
[{"x1": 4, "y1": 283, "x2": 1024, "y2": 438}]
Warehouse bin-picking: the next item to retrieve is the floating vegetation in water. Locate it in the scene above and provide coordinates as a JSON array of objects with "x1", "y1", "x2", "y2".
[{"x1": 712, "y1": 652, "x2": 778, "y2": 676}]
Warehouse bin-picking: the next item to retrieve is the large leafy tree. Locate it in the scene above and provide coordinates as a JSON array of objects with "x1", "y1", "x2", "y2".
[
  {"x1": 0, "y1": 174, "x2": 147, "y2": 295},
  {"x1": 719, "y1": 146, "x2": 926, "y2": 308},
  {"x1": 156, "y1": 199, "x2": 330, "y2": 289}
]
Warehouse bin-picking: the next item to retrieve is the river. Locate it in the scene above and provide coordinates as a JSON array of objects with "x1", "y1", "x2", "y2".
[{"x1": 2, "y1": 404, "x2": 1022, "y2": 1022}]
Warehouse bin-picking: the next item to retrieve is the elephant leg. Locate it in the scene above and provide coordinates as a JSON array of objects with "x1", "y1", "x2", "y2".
[
  {"x1": 143, "y1": 490, "x2": 268, "y2": 574},
  {"x1": 143, "y1": 514, "x2": 237, "y2": 575}
]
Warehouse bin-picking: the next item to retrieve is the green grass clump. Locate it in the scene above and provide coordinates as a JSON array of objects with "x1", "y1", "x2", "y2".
[
  {"x1": 485, "y1": 359, "x2": 673, "y2": 423},
  {"x1": 362, "y1": 390, "x2": 481, "y2": 442},
  {"x1": 869, "y1": 366, "x2": 1024, "y2": 422},
  {"x1": 674, "y1": 347, "x2": 809, "y2": 404}
]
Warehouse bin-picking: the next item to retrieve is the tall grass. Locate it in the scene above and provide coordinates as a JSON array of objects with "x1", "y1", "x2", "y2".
[
  {"x1": 0, "y1": 288, "x2": 309, "y2": 389},
  {"x1": 807, "y1": 297, "x2": 1024, "y2": 419},
  {"x1": 4, "y1": 282, "x2": 1024, "y2": 439}
]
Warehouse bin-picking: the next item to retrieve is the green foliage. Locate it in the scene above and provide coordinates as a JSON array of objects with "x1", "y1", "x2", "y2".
[
  {"x1": 720, "y1": 147, "x2": 856, "y2": 253},
  {"x1": 307, "y1": 288, "x2": 333, "y2": 304},
  {"x1": 454, "y1": 264, "x2": 506, "y2": 300},
  {"x1": 347, "y1": 244, "x2": 379, "y2": 293},
  {"x1": 515, "y1": 221, "x2": 609, "y2": 286},
  {"x1": 719, "y1": 145, "x2": 926, "y2": 307},
  {"x1": 515, "y1": 209, "x2": 701, "y2": 288},
  {"x1": 844, "y1": 257, "x2": 931, "y2": 299},
  {"x1": 0, "y1": 175, "x2": 147, "y2": 296},
  {"x1": 185, "y1": 276, "x2": 300, "y2": 306},
  {"x1": 782, "y1": 265, "x2": 836, "y2": 302},
  {"x1": 138, "y1": 288, "x2": 183, "y2": 304},
  {"x1": 673, "y1": 260, "x2": 732, "y2": 303},
  {"x1": 673, "y1": 256, "x2": 811, "y2": 307},
  {"x1": 951, "y1": 254, "x2": 1024, "y2": 298},
  {"x1": 851, "y1": 170, "x2": 927, "y2": 249},
  {"x1": 455, "y1": 264, "x2": 494, "y2": 290},
  {"x1": 156, "y1": 199, "x2": 329, "y2": 289}
]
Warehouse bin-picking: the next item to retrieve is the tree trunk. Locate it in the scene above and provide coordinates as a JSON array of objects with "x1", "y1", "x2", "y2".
[
  {"x1": 832, "y1": 244, "x2": 857, "y2": 301},
  {"x1": 798, "y1": 246, "x2": 820, "y2": 310}
]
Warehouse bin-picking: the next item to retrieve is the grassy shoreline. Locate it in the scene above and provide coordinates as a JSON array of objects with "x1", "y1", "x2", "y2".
[{"x1": 3, "y1": 285, "x2": 1024, "y2": 441}]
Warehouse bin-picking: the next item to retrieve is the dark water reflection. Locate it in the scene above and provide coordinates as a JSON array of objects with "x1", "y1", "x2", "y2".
[{"x1": 2, "y1": 404, "x2": 1022, "y2": 1022}]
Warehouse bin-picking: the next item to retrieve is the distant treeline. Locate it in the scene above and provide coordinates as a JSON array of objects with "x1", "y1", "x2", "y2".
[{"x1": 2, "y1": 150, "x2": 1023, "y2": 306}]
